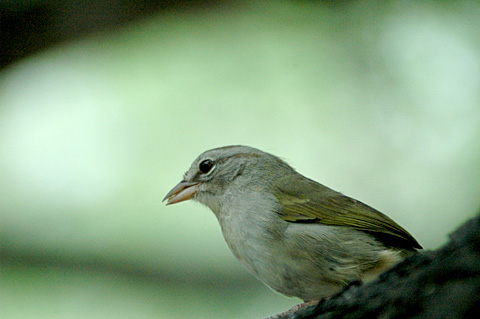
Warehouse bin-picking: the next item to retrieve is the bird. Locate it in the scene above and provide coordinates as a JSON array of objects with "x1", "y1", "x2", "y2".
[{"x1": 163, "y1": 145, "x2": 422, "y2": 301}]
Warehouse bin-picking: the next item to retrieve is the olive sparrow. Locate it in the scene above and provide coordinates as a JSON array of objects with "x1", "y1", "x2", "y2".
[{"x1": 163, "y1": 145, "x2": 421, "y2": 301}]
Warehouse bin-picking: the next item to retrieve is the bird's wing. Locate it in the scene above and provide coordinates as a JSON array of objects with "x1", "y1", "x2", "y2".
[{"x1": 272, "y1": 174, "x2": 422, "y2": 250}]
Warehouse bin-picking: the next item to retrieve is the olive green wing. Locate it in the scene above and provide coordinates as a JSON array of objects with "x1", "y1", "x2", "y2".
[{"x1": 273, "y1": 174, "x2": 422, "y2": 250}]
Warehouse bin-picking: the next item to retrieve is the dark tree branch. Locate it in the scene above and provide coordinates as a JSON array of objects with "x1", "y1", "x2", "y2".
[{"x1": 0, "y1": 0, "x2": 226, "y2": 70}]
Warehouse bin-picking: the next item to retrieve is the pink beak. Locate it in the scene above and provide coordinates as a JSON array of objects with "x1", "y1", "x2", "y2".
[{"x1": 163, "y1": 181, "x2": 200, "y2": 205}]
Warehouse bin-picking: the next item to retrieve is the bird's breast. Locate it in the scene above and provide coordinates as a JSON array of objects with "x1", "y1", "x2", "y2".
[{"x1": 215, "y1": 194, "x2": 285, "y2": 273}]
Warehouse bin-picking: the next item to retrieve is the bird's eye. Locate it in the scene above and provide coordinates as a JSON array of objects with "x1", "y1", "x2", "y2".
[{"x1": 199, "y1": 159, "x2": 214, "y2": 174}]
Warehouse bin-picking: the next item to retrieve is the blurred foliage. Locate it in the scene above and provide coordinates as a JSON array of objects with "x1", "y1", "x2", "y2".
[{"x1": 1, "y1": 0, "x2": 480, "y2": 318}]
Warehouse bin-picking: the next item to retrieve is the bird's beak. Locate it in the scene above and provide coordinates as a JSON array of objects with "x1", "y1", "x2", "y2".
[{"x1": 163, "y1": 181, "x2": 200, "y2": 205}]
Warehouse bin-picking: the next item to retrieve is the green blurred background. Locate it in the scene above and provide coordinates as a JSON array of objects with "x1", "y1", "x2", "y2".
[{"x1": 1, "y1": 1, "x2": 480, "y2": 318}]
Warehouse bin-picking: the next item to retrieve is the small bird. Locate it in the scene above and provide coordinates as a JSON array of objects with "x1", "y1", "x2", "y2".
[{"x1": 164, "y1": 145, "x2": 421, "y2": 301}]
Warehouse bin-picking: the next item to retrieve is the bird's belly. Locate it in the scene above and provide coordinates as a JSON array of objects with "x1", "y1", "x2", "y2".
[
  {"x1": 220, "y1": 222, "x2": 344, "y2": 300},
  {"x1": 249, "y1": 250, "x2": 344, "y2": 300},
  {"x1": 218, "y1": 215, "x2": 394, "y2": 301}
]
